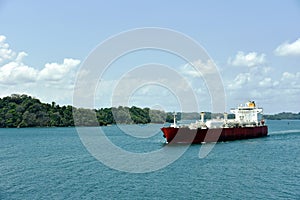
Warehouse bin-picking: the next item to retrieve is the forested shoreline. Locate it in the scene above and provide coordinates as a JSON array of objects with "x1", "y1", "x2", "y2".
[
  {"x1": 264, "y1": 113, "x2": 300, "y2": 120},
  {"x1": 0, "y1": 94, "x2": 173, "y2": 128},
  {"x1": 0, "y1": 94, "x2": 299, "y2": 128}
]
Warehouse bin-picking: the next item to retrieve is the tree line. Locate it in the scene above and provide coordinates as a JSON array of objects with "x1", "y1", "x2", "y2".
[
  {"x1": 0, "y1": 94, "x2": 171, "y2": 128},
  {"x1": 264, "y1": 112, "x2": 300, "y2": 120},
  {"x1": 1, "y1": 94, "x2": 299, "y2": 128}
]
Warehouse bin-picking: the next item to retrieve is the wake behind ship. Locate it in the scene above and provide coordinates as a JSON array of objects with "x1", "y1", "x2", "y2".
[{"x1": 161, "y1": 101, "x2": 268, "y2": 144}]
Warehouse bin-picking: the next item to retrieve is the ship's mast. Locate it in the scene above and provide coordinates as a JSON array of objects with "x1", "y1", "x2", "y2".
[
  {"x1": 200, "y1": 112, "x2": 205, "y2": 123},
  {"x1": 171, "y1": 112, "x2": 178, "y2": 128},
  {"x1": 173, "y1": 112, "x2": 177, "y2": 127}
]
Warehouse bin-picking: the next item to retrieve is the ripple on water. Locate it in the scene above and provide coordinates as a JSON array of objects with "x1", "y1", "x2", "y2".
[{"x1": 0, "y1": 122, "x2": 299, "y2": 199}]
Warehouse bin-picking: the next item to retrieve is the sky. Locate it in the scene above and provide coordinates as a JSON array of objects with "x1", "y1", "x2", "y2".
[{"x1": 0, "y1": 0, "x2": 300, "y2": 114}]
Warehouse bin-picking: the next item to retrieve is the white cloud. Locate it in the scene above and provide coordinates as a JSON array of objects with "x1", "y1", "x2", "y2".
[
  {"x1": 0, "y1": 35, "x2": 81, "y2": 105},
  {"x1": 281, "y1": 72, "x2": 295, "y2": 80},
  {"x1": 0, "y1": 35, "x2": 81, "y2": 85},
  {"x1": 0, "y1": 35, "x2": 16, "y2": 64},
  {"x1": 38, "y1": 58, "x2": 80, "y2": 81},
  {"x1": 0, "y1": 55, "x2": 80, "y2": 85},
  {"x1": 15, "y1": 51, "x2": 28, "y2": 63},
  {"x1": 281, "y1": 71, "x2": 300, "y2": 80},
  {"x1": 228, "y1": 51, "x2": 266, "y2": 67},
  {"x1": 262, "y1": 66, "x2": 271, "y2": 73},
  {"x1": 0, "y1": 35, "x2": 6, "y2": 43},
  {"x1": 181, "y1": 59, "x2": 219, "y2": 78},
  {"x1": 259, "y1": 77, "x2": 273, "y2": 87},
  {"x1": 281, "y1": 72, "x2": 300, "y2": 87},
  {"x1": 224, "y1": 63, "x2": 300, "y2": 113},
  {"x1": 226, "y1": 66, "x2": 279, "y2": 91},
  {"x1": 0, "y1": 61, "x2": 38, "y2": 84},
  {"x1": 274, "y1": 38, "x2": 300, "y2": 56},
  {"x1": 228, "y1": 73, "x2": 251, "y2": 89},
  {"x1": 0, "y1": 51, "x2": 38, "y2": 84}
]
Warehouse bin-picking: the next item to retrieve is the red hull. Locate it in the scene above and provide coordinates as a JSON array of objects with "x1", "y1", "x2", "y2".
[{"x1": 161, "y1": 126, "x2": 268, "y2": 144}]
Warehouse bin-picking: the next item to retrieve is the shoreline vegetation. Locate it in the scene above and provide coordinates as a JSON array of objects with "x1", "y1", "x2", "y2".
[{"x1": 0, "y1": 94, "x2": 299, "y2": 128}]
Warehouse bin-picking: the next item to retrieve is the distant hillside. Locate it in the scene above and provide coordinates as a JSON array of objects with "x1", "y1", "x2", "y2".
[{"x1": 264, "y1": 112, "x2": 300, "y2": 120}]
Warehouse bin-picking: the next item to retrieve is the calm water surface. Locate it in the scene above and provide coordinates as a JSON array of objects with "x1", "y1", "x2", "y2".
[{"x1": 0, "y1": 120, "x2": 299, "y2": 199}]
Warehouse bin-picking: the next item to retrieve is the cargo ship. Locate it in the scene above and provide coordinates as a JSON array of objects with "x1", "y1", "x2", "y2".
[{"x1": 161, "y1": 101, "x2": 268, "y2": 143}]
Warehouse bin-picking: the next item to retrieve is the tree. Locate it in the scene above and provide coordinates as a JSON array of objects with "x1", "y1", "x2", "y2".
[{"x1": 21, "y1": 111, "x2": 37, "y2": 127}]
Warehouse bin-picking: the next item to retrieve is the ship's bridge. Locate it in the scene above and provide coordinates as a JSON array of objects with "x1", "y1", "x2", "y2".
[{"x1": 230, "y1": 101, "x2": 263, "y2": 125}]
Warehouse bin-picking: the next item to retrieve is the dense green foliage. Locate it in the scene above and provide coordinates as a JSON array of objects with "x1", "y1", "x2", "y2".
[
  {"x1": 0, "y1": 94, "x2": 74, "y2": 128},
  {"x1": 264, "y1": 112, "x2": 300, "y2": 120},
  {"x1": 0, "y1": 94, "x2": 169, "y2": 128}
]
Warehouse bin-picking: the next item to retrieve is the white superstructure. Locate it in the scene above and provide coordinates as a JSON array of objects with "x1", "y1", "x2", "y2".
[
  {"x1": 230, "y1": 101, "x2": 263, "y2": 126},
  {"x1": 185, "y1": 101, "x2": 265, "y2": 129}
]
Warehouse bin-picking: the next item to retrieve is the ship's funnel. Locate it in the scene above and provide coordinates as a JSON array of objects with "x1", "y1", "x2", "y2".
[{"x1": 200, "y1": 112, "x2": 205, "y2": 123}]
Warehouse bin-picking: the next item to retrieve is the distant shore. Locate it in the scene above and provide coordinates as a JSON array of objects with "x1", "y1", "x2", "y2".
[{"x1": 1, "y1": 94, "x2": 299, "y2": 128}]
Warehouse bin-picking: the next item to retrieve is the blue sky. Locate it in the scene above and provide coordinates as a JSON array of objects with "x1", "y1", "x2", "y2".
[{"x1": 0, "y1": 0, "x2": 300, "y2": 113}]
